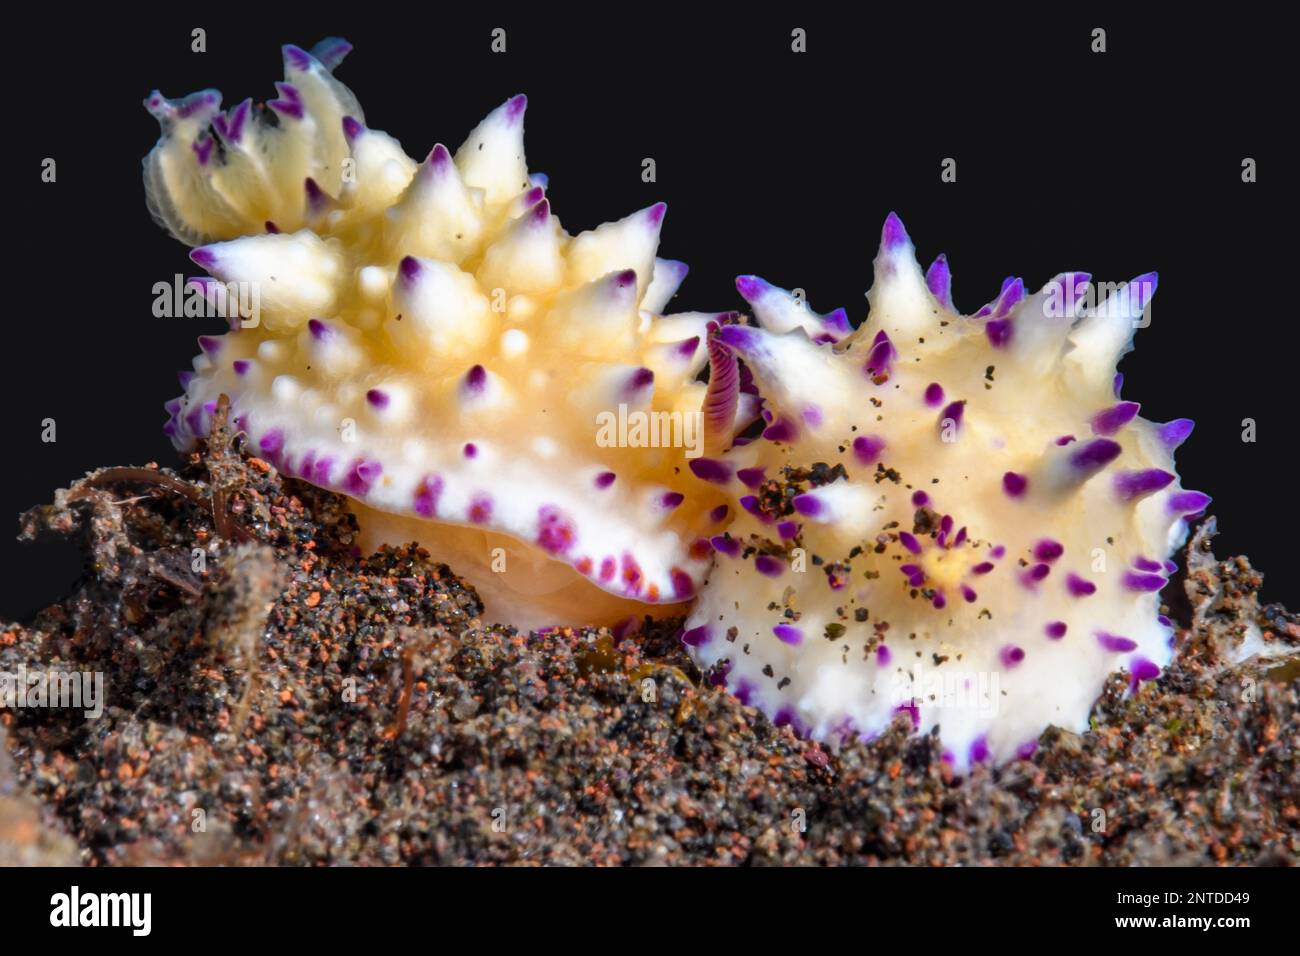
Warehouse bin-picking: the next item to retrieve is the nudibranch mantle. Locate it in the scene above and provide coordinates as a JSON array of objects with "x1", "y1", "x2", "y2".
[
  {"x1": 684, "y1": 214, "x2": 1208, "y2": 769},
  {"x1": 148, "y1": 40, "x2": 746, "y2": 629}
]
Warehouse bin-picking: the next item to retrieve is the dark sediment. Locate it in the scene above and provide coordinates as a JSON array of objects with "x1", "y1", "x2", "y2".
[{"x1": 2, "y1": 409, "x2": 1297, "y2": 866}]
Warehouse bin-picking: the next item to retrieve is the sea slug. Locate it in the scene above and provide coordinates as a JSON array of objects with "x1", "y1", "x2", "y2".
[
  {"x1": 682, "y1": 213, "x2": 1207, "y2": 768},
  {"x1": 146, "y1": 39, "x2": 749, "y2": 629}
]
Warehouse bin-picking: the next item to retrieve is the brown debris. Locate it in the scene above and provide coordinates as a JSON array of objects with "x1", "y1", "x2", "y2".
[{"x1": 1, "y1": 434, "x2": 1297, "y2": 866}]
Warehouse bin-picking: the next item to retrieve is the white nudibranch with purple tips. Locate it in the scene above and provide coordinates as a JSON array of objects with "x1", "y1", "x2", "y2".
[
  {"x1": 147, "y1": 39, "x2": 749, "y2": 630},
  {"x1": 683, "y1": 212, "x2": 1208, "y2": 769}
]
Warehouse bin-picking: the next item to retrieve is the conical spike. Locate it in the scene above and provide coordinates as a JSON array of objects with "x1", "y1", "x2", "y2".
[
  {"x1": 641, "y1": 258, "x2": 689, "y2": 314},
  {"x1": 338, "y1": 121, "x2": 417, "y2": 214},
  {"x1": 387, "y1": 256, "x2": 492, "y2": 357},
  {"x1": 566, "y1": 203, "x2": 665, "y2": 298},
  {"x1": 545, "y1": 270, "x2": 642, "y2": 355},
  {"x1": 735, "y1": 275, "x2": 848, "y2": 343},
  {"x1": 1067, "y1": 272, "x2": 1158, "y2": 392},
  {"x1": 476, "y1": 198, "x2": 564, "y2": 294},
  {"x1": 454, "y1": 94, "x2": 529, "y2": 206},
  {"x1": 865, "y1": 212, "x2": 933, "y2": 340},
  {"x1": 385, "y1": 143, "x2": 484, "y2": 262},
  {"x1": 189, "y1": 232, "x2": 341, "y2": 329},
  {"x1": 924, "y1": 254, "x2": 953, "y2": 310}
]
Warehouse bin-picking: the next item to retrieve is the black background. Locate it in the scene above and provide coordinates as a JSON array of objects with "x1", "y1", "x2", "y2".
[{"x1": 2, "y1": 11, "x2": 1287, "y2": 620}]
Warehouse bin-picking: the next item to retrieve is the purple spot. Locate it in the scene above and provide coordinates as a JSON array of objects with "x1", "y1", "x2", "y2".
[
  {"x1": 311, "y1": 456, "x2": 335, "y2": 485},
  {"x1": 939, "y1": 400, "x2": 965, "y2": 432},
  {"x1": 1113, "y1": 373, "x2": 1124, "y2": 398},
  {"x1": 468, "y1": 495, "x2": 493, "y2": 524},
  {"x1": 504, "y1": 93, "x2": 528, "y2": 123},
  {"x1": 971, "y1": 562, "x2": 994, "y2": 575},
  {"x1": 1002, "y1": 472, "x2": 1028, "y2": 498},
  {"x1": 985, "y1": 318, "x2": 1013, "y2": 348},
  {"x1": 594, "y1": 471, "x2": 617, "y2": 489},
  {"x1": 792, "y1": 494, "x2": 823, "y2": 518},
  {"x1": 660, "y1": 491, "x2": 684, "y2": 509},
  {"x1": 366, "y1": 388, "x2": 390, "y2": 409},
  {"x1": 1115, "y1": 469, "x2": 1175, "y2": 501},
  {"x1": 863, "y1": 335, "x2": 895, "y2": 378},
  {"x1": 710, "y1": 535, "x2": 740, "y2": 558},
  {"x1": 1045, "y1": 621, "x2": 1068, "y2": 639},
  {"x1": 911, "y1": 490, "x2": 930, "y2": 507},
  {"x1": 463, "y1": 442, "x2": 478, "y2": 459},
  {"x1": 894, "y1": 700, "x2": 920, "y2": 729},
  {"x1": 1130, "y1": 657, "x2": 1160, "y2": 683},
  {"x1": 681, "y1": 625, "x2": 711, "y2": 648},
  {"x1": 960, "y1": 584, "x2": 978, "y2": 603},
  {"x1": 599, "y1": 557, "x2": 616, "y2": 582},
  {"x1": 197, "y1": 335, "x2": 221, "y2": 353},
  {"x1": 1168, "y1": 490, "x2": 1211, "y2": 514},
  {"x1": 464, "y1": 364, "x2": 488, "y2": 394},
  {"x1": 344, "y1": 458, "x2": 382, "y2": 496},
  {"x1": 645, "y1": 202, "x2": 667, "y2": 228},
  {"x1": 1096, "y1": 632, "x2": 1137, "y2": 653},
  {"x1": 1158, "y1": 419, "x2": 1195, "y2": 450},
  {"x1": 734, "y1": 275, "x2": 769, "y2": 302},
  {"x1": 623, "y1": 367, "x2": 655, "y2": 398},
  {"x1": 898, "y1": 531, "x2": 922, "y2": 555},
  {"x1": 1055, "y1": 435, "x2": 1076, "y2": 446},
  {"x1": 308, "y1": 318, "x2": 333, "y2": 341},
  {"x1": 1090, "y1": 401, "x2": 1140, "y2": 436},
  {"x1": 413, "y1": 476, "x2": 443, "y2": 518},
  {"x1": 899, "y1": 564, "x2": 925, "y2": 588},
  {"x1": 341, "y1": 115, "x2": 365, "y2": 141},
  {"x1": 733, "y1": 679, "x2": 754, "y2": 707},
  {"x1": 258, "y1": 429, "x2": 284, "y2": 456},
  {"x1": 232, "y1": 360, "x2": 250, "y2": 376},
  {"x1": 536, "y1": 505, "x2": 577, "y2": 555},
  {"x1": 925, "y1": 255, "x2": 952, "y2": 307},
  {"x1": 969, "y1": 736, "x2": 991, "y2": 764},
  {"x1": 762, "y1": 415, "x2": 799, "y2": 443},
  {"x1": 671, "y1": 568, "x2": 695, "y2": 600},
  {"x1": 777, "y1": 520, "x2": 798, "y2": 540},
  {"x1": 709, "y1": 504, "x2": 730, "y2": 523},
  {"x1": 923, "y1": 383, "x2": 945, "y2": 407},
  {"x1": 881, "y1": 211, "x2": 910, "y2": 250},
  {"x1": 689, "y1": 457, "x2": 733, "y2": 484},
  {"x1": 1026, "y1": 563, "x2": 1051, "y2": 582},
  {"x1": 737, "y1": 466, "x2": 766, "y2": 489},
  {"x1": 1016, "y1": 739, "x2": 1039, "y2": 760},
  {"x1": 1033, "y1": 539, "x2": 1063, "y2": 562},
  {"x1": 1066, "y1": 573, "x2": 1096, "y2": 597},
  {"x1": 852, "y1": 435, "x2": 885, "y2": 465},
  {"x1": 398, "y1": 256, "x2": 421, "y2": 284},
  {"x1": 876, "y1": 644, "x2": 892, "y2": 666},
  {"x1": 754, "y1": 554, "x2": 784, "y2": 577},
  {"x1": 1122, "y1": 571, "x2": 1166, "y2": 592},
  {"x1": 1000, "y1": 645, "x2": 1025, "y2": 669},
  {"x1": 1070, "y1": 438, "x2": 1123, "y2": 472},
  {"x1": 773, "y1": 625, "x2": 802, "y2": 646},
  {"x1": 282, "y1": 44, "x2": 314, "y2": 71}
]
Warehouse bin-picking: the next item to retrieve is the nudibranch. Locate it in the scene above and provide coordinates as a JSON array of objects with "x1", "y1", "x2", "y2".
[
  {"x1": 683, "y1": 213, "x2": 1208, "y2": 769},
  {"x1": 146, "y1": 39, "x2": 747, "y2": 629}
]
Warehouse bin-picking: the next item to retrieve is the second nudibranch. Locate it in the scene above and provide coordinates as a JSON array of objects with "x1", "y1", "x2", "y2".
[{"x1": 682, "y1": 213, "x2": 1208, "y2": 769}]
